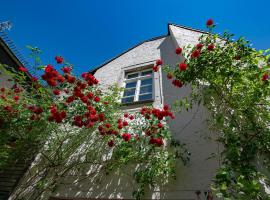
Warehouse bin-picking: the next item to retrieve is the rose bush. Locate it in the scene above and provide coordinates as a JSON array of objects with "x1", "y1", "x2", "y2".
[
  {"x1": 0, "y1": 54, "x2": 188, "y2": 200},
  {"x1": 161, "y1": 20, "x2": 270, "y2": 199}
]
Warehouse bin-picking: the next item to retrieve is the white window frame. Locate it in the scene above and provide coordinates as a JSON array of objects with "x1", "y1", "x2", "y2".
[{"x1": 121, "y1": 68, "x2": 154, "y2": 104}]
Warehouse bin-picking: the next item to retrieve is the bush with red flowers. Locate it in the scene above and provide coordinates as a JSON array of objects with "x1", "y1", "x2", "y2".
[
  {"x1": 160, "y1": 20, "x2": 270, "y2": 199},
  {"x1": 0, "y1": 52, "x2": 187, "y2": 200}
]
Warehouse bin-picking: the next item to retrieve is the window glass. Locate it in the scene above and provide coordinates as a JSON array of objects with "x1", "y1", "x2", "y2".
[
  {"x1": 123, "y1": 88, "x2": 136, "y2": 97},
  {"x1": 125, "y1": 81, "x2": 137, "y2": 88},
  {"x1": 141, "y1": 78, "x2": 152, "y2": 86},
  {"x1": 121, "y1": 97, "x2": 134, "y2": 104},
  {"x1": 139, "y1": 94, "x2": 152, "y2": 101},
  {"x1": 140, "y1": 85, "x2": 152, "y2": 94},
  {"x1": 141, "y1": 70, "x2": 152, "y2": 76},
  {"x1": 127, "y1": 73, "x2": 138, "y2": 79}
]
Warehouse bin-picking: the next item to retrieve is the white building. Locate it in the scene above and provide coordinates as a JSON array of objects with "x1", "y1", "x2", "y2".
[
  {"x1": 49, "y1": 23, "x2": 221, "y2": 200},
  {"x1": 9, "y1": 23, "x2": 221, "y2": 200}
]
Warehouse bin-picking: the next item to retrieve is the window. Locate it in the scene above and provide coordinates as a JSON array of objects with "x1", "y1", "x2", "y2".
[{"x1": 121, "y1": 69, "x2": 153, "y2": 104}]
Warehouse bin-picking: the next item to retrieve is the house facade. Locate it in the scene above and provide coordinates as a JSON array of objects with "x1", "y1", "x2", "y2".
[
  {"x1": 43, "y1": 23, "x2": 220, "y2": 200},
  {"x1": 5, "y1": 23, "x2": 221, "y2": 200}
]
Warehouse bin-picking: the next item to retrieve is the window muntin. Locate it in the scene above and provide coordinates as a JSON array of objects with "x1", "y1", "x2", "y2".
[{"x1": 121, "y1": 69, "x2": 153, "y2": 104}]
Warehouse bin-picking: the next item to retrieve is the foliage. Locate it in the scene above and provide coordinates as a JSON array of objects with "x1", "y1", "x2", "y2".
[
  {"x1": 0, "y1": 53, "x2": 188, "y2": 200},
  {"x1": 161, "y1": 21, "x2": 270, "y2": 199}
]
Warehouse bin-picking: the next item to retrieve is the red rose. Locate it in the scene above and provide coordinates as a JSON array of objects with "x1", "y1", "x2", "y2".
[
  {"x1": 13, "y1": 96, "x2": 19, "y2": 101},
  {"x1": 31, "y1": 77, "x2": 38, "y2": 82},
  {"x1": 129, "y1": 115, "x2": 134, "y2": 120},
  {"x1": 179, "y1": 63, "x2": 187, "y2": 71},
  {"x1": 208, "y1": 44, "x2": 215, "y2": 51},
  {"x1": 0, "y1": 88, "x2": 5, "y2": 92},
  {"x1": 123, "y1": 121, "x2": 128, "y2": 126},
  {"x1": 124, "y1": 113, "x2": 129, "y2": 118},
  {"x1": 153, "y1": 65, "x2": 159, "y2": 72},
  {"x1": 62, "y1": 66, "x2": 71, "y2": 73},
  {"x1": 108, "y1": 140, "x2": 114, "y2": 147},
  {"x1": 19, "y1": 66, "x2": 27, "y2": 72},
  {"x1": 157, "y1": 123, "x2": 163, "y2": 128},
  {"x1": 117, "y1": 123, "x2": 123, "y2": 129},
  {"x1": 55, "y1": 56, "x2": 63, "y2": 64},
  {"x1": 191, "y1": 50, "x2": 200, "y2": 58},
  {"x1": 175, "y1": 47, "x2": 182, "y2": 55},
  {"x1": 196, "y1": 43, "x2": 203, "y2": 49},
  {"x1": 105, "y1": 123, "x2": 111, "y2": 128},
  {"x1": 163, "y1": 104, "x2": 170, "y2": 111},
  {"x1": 262, "y1": 73, "x2": 269, "y2": 81},
  {"x1": 156, "y1": 59, "x2": 163, "y2": 66},
  {"x1": 122, "y1": 133, "x2": 131, "y2": 141},
  {"x1": 172, "y1": 79, "x2": 183, "y2": 88},
  {"x1": 45, "y1": 64, "x2": 54, "y2": 73},
  {"x1": 53, "y1": 89, "x2": 61, "y2": 95},
  {"x1": 167, "y1": 73, "x2": 173, "y2": 79},
  {"x1": 94, "y1": 96, "x2": 100, "y2": 102},
  {"x1": 206, "y1": 19, "x2": 214, "y2": 27}
]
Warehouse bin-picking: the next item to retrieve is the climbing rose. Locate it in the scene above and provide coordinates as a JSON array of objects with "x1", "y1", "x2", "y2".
[
  {"x1": 55, "y1": 56, "x2": 63, "y2": 64},
  {"x1": 179, "y1": 63, "x2": 187, "y2": 71},
  {"x1": 262, "y1": 73, "x2": 269, "y2": 81},
  {"x1": 53, "y1": 89, "x2": 61, "y2": 95},
  {"x1": 191, "y1": 50, "x2": 200, "y2": 58},
  {"x1": 196, "y1": 43, "x2": 203, "y2": 49},
  {"x1": 108, "y1": 140, "x2": 114, "y2": 147},
  {"x1": 13, "y1": 96, "x2": 19, "y2": 101},
  {"x1": 31, "y1": 77, "x2": 38, "y2": 82},
  {"x1": 122, "y1": 133, "x2": 131, "y2": 141},
  {"x1": 163, "y1": 104, "x2": 170, "y2": 110},
  {"x1": 1, "y1": 88, "x2": 5, "y2": 92},
  {"x1": 93, "y1": 96, "x2": 100, "y2": 102},
  {"x1": 172, "y1": 79, "x2": 183, "y2": 88},
  {"x1": 167, "y1": 73, "x2": 173, "y2": 79},
  {"x1": 19, "y1": 66, "x2": 27, "y2": 72},
  {"x1": 124, "y1": 113, "x2": 129, "y2": 118},
  {"x1": 123, "y1": 121, "x2": 128, "y2": 126},
  {"x1": 208, "y1": 44, "x2": 215, "y2": 51},
  {"x1": 156, "y1": 59, "x2": 163, "y2": 66},
  {"x1": 62, "y1": 66, "x2": 71, "y2": 73},
  {"x1": 129, "y1": 115, "x2": 134, "y2": 120},
  {"x1": 153, "y1": 65, "x2": 159, "y2": 72},
  {"x1": 157, "y1": 123, "x2": 163, "y2": 128},
  {"x1": 175, "y1": 47, "x2": 182, "y2": 55},
  {"x1": 206, "y1": 19, "x2": 214, "y2": 27}
]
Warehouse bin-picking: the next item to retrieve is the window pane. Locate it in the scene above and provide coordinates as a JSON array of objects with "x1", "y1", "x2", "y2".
[
  {"x1": 122, "y1": 96, "x2": 134, "y2": 104},
  {"x1": 123, "y1": 88, "x2": 136, "y2": 97},
  {"x1": 141, "y1": 78, "x2": 152, "y2": 86},
  {"x1": 139, "y1": 94, "x2": 152, "y2": 101},
  {"x1": 127, "y1": 73, "x2": 138, "y2": 79},
  {"x1": 141, "y1": 70, "x2": 152, "y2": 76},
  {"x1": 125, "y1": 81, "x2": 137, "y2": 88},
  {"x1": 140, "y1": 85, "x2": 152, "y2": 94}
]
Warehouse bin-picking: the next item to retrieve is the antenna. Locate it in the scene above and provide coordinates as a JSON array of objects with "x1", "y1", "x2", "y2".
[{"x1": 0, "y1": 21, "x2": 12, "y2": 31}]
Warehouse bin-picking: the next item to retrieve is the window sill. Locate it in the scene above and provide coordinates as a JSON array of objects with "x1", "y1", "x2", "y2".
[{"x1": 121, "y1": 99, "x2": 154, "y2": 107}]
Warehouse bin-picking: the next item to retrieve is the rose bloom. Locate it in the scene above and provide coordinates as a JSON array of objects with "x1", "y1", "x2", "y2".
[
  {"x1": 53, "y1": 89, "x2": 61, "y2": 95},
  {"x1": 167, "y1": 73, "x2": 173, "y2": 79},
  {"x1": 19, "y1": 66, "x2": 27, "y2": 72},
  {"x1": 196, "y1": 43, "x2": 203, "y2": 49},
  {"x1": 262, "y1": 73, "x2": 269, "y2": 81},
  {"x1": 55, "y1": 56, "x2": 63, "y2": 64},
  {"x1": 156, "y1": 59, "x2": 163, "y2": 66},
  {"x1": 208, "y1": 44, "x2": 215, "y2": 51},
  {"x1": 191, "y1": 50, "x2": 200, "y2": 58},
  {"x1": 175, "y1": 47, "x2": 182, "y2": 55},
  {"x1": 13, "y1": 96, "x2": 19, "y2": 101},
  {"x1": 179, "y1": 63, "x2": 187, "y2": 71},
  {"x1": 122, "y1": 133, "x2": 131, "y2": 141},
  {"x1": 31, "y1": 77, "x2": 38, "y2": 82},
  {"x1": 153, "y1": 65, "x2": 159, "y2": 72},
  {"x1": 62, "y1": 66, "x2": 71, "y2": 73},
  {"x1": 108, "y1": 140, "x2": 114, "y2": 147},
  {"x1": 206, "y1": 19, "x2": 214, "y2": 27}
]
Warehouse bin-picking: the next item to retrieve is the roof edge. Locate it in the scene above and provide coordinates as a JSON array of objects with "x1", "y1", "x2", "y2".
[
  {"x1": 167, "y1": 22, "x2": 209, "y2": 35},
  {"x1": 89, "y1": 34, "x2": 167, "y2": 74}
]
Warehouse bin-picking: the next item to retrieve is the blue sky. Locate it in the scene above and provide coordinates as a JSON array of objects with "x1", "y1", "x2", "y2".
[{"x1": 1, "y1": 0, "x2": 270, "y2": 75}]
